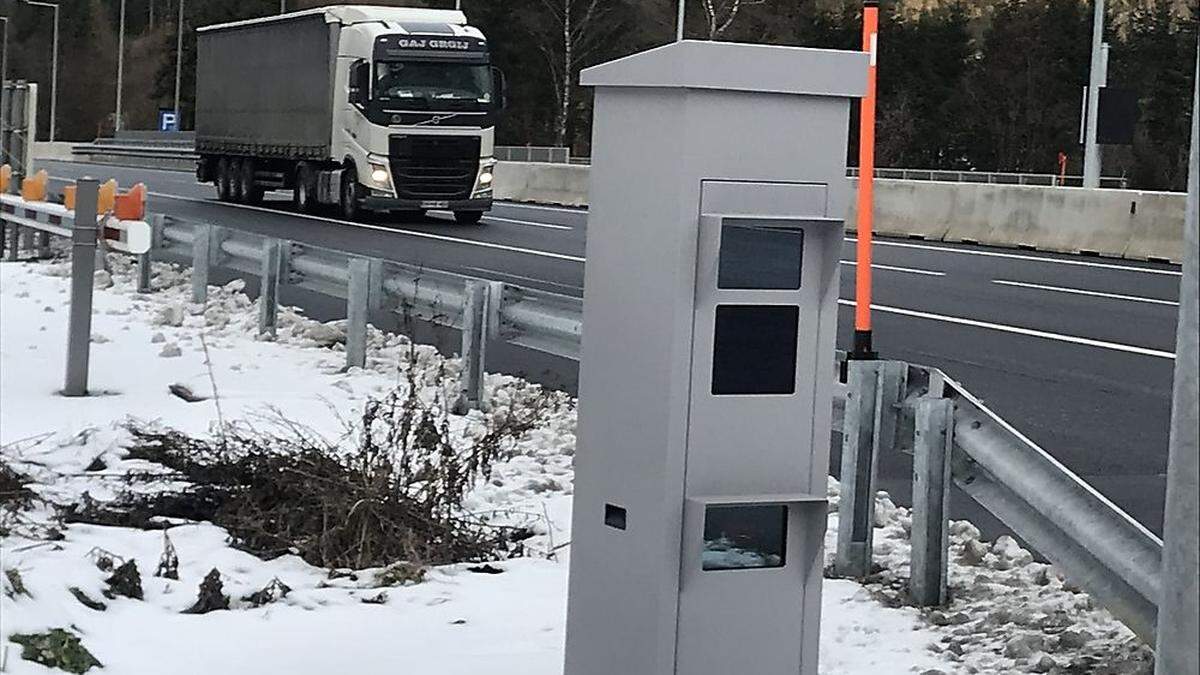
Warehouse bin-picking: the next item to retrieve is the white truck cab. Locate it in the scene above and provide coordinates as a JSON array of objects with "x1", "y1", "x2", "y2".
[{"x1": 195, "y1": 5, "x2": 502, "y2": 224}]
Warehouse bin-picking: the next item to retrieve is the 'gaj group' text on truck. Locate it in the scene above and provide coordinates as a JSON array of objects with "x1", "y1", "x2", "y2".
[{"x1": 194, "y1": 5, "x2": 503, "y2": 224}]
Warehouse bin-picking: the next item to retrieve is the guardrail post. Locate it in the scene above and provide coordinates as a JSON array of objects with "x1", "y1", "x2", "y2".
[
  {"x1": 258, "y1": 238, "x2": 281, "y2": 337},
  {"x1": 454, "y1": 280, "x2": 491, "y2": 414},
  {"x1": 910, "y1": 395, "x2": 954, "y2": 607},
  {"x1": 63, "y1": 179, "x2": 99, "y2": 397},
  {"x1": 836, "y1": 359, "x2": 906, "y2": 577},
  {"x1": 191, "y1": 223, "x2": 211, "y2": 304},
  {"x1": 35, "y1": 231, "x2": 50, "y2": 258},
  {"x1": 367, "y1": 258, "x2": 385, "y2": 314},
  {"x1": 345, "y1": 257, "x2": 370, "y2": 370},
  {"x1": 137, "y1": 215, "x2": 162, "y2": 293},
  {"x1": 4, "y1": 222, "x2": 18, "y2": 261}
]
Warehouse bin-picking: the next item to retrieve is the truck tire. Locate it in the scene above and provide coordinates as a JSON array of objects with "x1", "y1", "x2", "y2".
[
  {"x1": 294, "y1": 163, "x2": 318, "y2": 214},
  {"x1": 239, "y1": 158, "x2": 264, "y2": 205},
  {"x1": 229, "y1": 158, "x2": 245, "y2": 202},
  {"x1": 454, "y1": 211, "x2": 485, "y2": 225},
  {"x1": 340, "y1": 166, "x2": 363, "y2": 221},
  {"x1": 216, "y1": 157, "x2": 234, "y2": 202}
]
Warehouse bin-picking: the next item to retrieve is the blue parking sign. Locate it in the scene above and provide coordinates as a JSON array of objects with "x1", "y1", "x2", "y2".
[{"x1": 158, "y1": 109, "x2": 179, "y2": 132}]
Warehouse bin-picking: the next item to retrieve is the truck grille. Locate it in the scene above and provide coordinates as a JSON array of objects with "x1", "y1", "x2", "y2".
[{"x1": 389, "y1": 135, "x2": 480, "y2": 201}]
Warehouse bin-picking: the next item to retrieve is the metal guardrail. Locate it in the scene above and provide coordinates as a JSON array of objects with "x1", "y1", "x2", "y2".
[
  {"x1": 494, "y1": 146, "x2": 571, "y2": 164},
  {"x1": 847, "y1": 166, "x2": 1130, "y2": 189},
  {"x1": 0, "y1": 188, "x2": 1164, "y2": 644}
]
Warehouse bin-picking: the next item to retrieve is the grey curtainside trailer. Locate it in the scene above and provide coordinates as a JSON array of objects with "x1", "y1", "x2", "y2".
[
  {"x1": 193, "y1": 6, "x2": 500, "y2": 225},
  {"x1": 196, "y1": 13, "x2": 337, "y2": 160}
]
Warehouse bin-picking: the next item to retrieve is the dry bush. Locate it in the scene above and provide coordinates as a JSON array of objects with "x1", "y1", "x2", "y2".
[{"x1": 68, "y1": 368, "x2": 556, "y2": 571}]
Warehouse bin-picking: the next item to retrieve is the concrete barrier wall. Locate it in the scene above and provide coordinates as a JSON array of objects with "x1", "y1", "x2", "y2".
[
  {"x1": 31, "y1": 141, "x2": 76, "y2": 162},
  {"x1": 494, "y1": 161, "x2": 589, "y2": 207},
  {"x1": 492, "y1": 162, "x2": 1185, "y2": 263}
]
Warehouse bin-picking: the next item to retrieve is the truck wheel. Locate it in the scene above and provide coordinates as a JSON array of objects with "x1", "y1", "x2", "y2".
[
  {"x1": 454, "y1": 211, "x2": 484, "y2": 225},
  {"x1": 216, "y1": 157, "x2": 234, "y2": 202},
  {"x1": 340, "y1": 166, "x2": 363, "y2": 221},
  {"x1": 294, "y1": 163, "x2": 318, "y2": 214},
  {"x1": 239, "y1": 158, "x2": 263, "y2": 205},
  {"x1": 229, "y1": 158, "x2": 245, "y2": 202}
]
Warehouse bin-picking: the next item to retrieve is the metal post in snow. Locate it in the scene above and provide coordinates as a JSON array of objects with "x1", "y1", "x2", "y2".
[
  {"x1": 836, "y1": 359, "x2": 905, "y2": 577},
  {"x1": 137, "y1": 214, "x2": 163, "y2": 293},
  {"x1": 35, "y1": 230, "x2": 49, "y2": 258},
  {"x1": 4, "y1": 220, "x2": 18, "y2": 261},
  {"x1": 345, "y1": 257, "x2": 370, "y2": 370},
  {"x1": 191, "y1": 222, "x2": 210, "y2": 303},
  {"x1": 1154, "y1": 44, "x2": 1200, "y2": 675},
  {"x1": 258, "y1": 238, "x2": 281, "y2": 337},
  {"x1": 455, "y1": 280, "x2": 490, "y2": 414},
  {"x1": 63, "y1": 179, "x2": 99, "y2": 397},
  {"x1": 910, "y1": 395, "x2": 953, "y2": 607},
  {"x1": 367, "y1": 258, "x2": 385, "y2": 313}
]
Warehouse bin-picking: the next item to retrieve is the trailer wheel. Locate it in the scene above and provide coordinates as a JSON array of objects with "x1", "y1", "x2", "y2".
[
  {"x1": 216, "y1": 157, "x2": 234, "y2": 202},
  {"x1": 454, "y1": 211, "x2": 484, "y2": 225},
  {"x1": 294, "y1": 163, "x2": 318, "y2": 214},
  {"x1": 239, "y1": 158, "x2": 263, "y2": 205},
  {"x1": 229, "y1": 158, "x2": 245, "y2": 202},
  {"x1": 340, "y1": 166, "x2": 363, "y2": 221}
]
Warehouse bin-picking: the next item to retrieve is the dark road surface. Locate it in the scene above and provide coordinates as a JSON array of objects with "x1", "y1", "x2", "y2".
[{"x1": 43, "y1": 159, "x2": 1181, "y2": 539}]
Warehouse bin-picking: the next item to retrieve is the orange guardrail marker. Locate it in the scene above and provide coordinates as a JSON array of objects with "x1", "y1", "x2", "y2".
[
  {"x1": 115, "y1": 183, "x2": 147, "y2": 220},
  {"x1": 98, "y1": 179, "x2": 117, "y2": 214},
  {"x1": 21, "y1": 169, "x2": 48, "y2": 202},
  {"x1": 64, "y1": 184, "x2": 77, "y2": 210},
  {"x1": 0, "y1": 164, "x2": 11, "y2": 193}
]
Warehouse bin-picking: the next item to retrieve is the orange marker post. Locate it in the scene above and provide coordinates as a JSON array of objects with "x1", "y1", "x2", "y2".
[{"x1": 852, "y1": 0, "x2": 880, "y2": 360}]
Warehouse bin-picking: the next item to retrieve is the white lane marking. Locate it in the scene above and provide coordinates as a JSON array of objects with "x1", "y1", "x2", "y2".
[
  {"x1": 837, "y1": 299, "x2": 1175, "y2": 359},
  {"x1": 992, "y1": 279, "x2": 1179, "y2": 306},
  {"x1": 461, "y1": 265, "x2": 583, "y2": 293},
  {"x1": 496, "y1": 201, "x2": 586, "y2": 215},
  {"x1": 845, "y1": 236, "x2": 1181, "y2": 276},
  {"x1": 428, "y1": 210, "x2": 573, "y2": 231},
  {"x1": 135, "y1": 187, "x2": 588, "y2": 264},
  {"x1": 839, "y1": 260, "x2": 945, "y2": 277}
]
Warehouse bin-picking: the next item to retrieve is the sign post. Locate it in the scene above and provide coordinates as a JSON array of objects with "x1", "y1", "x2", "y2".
[{"x1": 566, "y1": 41, "x2": 867, "y2": 675}]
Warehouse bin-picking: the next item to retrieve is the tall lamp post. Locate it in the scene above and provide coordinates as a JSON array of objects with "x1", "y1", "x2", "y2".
[
  {"x1": 173, "y1": 0, "x2": 184, "y2": 126},
  {"x1": 1, "y1": 15, "x2": 9, "y2": 160},
  {"x1": 676, "y1": 0, "x2": 685, "y2": 40},
  {"x1": 23, "y1": 0, "x2": 59, "y2": 142},
  {"x1": 115, "y1": 0, "x2": 126, "y2": 131}
]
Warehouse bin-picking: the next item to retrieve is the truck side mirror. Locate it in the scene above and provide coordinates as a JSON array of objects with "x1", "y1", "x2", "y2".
[{"x1": 491, "y1": 67, "x2": 508, "y2": 112}]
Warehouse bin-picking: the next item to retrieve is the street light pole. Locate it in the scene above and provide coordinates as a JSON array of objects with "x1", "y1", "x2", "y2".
[
  {"x1": 1083, "y1": 0, "x2": 1105, "y2": 188},
  {"x1": 24, "y1": 1, "x2": 59, "y2": 142},
  {"x1": 676, "y1": 0, "x2": 685, "y2": 40},
  {"x1": 116, "y1": 0, "x2": 127, "y2": 132},
  {"x1": 174, "y1": 0, "x2": 184, "y2": 123},
  {"x1": 1, "y1": 16, "x2": 8, "y2": 160}
]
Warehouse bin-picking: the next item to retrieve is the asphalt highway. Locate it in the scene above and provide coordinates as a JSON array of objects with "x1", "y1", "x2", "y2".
[{"x1": 42, "y1": 159, "x2": 1182, "y2": 538}]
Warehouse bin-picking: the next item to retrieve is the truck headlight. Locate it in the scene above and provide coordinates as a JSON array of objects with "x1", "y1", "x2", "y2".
[
  {"x1": 369, "y1": 164, "x2": 390, "y2": 186},
  {"x1": 479, "y1": 168, "x2": 494, "y2": 185}
]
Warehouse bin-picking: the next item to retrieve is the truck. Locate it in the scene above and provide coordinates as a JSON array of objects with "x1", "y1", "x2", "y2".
[{"x1": 194, "y1": 5, "x2": 502, "y2": 225}]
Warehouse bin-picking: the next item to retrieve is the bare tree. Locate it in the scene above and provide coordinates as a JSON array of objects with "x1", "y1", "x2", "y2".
[
  {"x1": 531, "y1": 0, "x2": 611, "y2": 147},
  {"x1": 700, "y1": 0, "x2": 766, "y2": 39}
]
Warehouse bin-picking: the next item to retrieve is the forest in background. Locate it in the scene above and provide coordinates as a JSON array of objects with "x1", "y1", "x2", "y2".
[{"x1": 1, "y1": 0, "x2": 1196, "y2": 189}]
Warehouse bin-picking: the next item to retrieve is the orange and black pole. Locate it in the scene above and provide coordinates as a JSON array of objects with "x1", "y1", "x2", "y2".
[{"x1": 851, "y1": 0, "x2": 880, "y2": 360}]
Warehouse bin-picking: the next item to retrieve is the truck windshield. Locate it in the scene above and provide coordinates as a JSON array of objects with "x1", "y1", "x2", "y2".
[{"x1": 375, "y1": 61, "x2": 492, "y2": 106}]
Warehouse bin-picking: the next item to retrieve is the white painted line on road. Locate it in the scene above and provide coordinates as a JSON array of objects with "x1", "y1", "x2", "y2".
[
  {"x1": 839, "y1": 260, "x2": 945, "y2": 277},
  {"x1": 429, "y1": 210, "x2": 573, "y2": 231},
  {"x1": 845, "y1": 236, "x2": 1182, "y2": 276},
  {"x1": 497, "y1": 201, "x2": 586, "y2": 215},
  {"x1": 138, "y1": 188, "x2": 588, "y2": 264},
  {"x1": 992, "y1": 279, "x2": 1179, "y2": 306},
  {"x1": 838, "y1": 299, "x2": 1175, "y2": 359}
]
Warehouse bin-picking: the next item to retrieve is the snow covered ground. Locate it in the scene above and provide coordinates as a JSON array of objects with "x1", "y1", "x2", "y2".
[{"x1": 0, "y1": 253, "x2": 1151, "y2": 674}]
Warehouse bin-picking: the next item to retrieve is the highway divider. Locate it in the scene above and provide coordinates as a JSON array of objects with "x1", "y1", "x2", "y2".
[
  {"x1": 489, "y1": 162, "x2": 1186, "y2": 263},
  {"x1": 35, "y1": 147, "x2": 1185, "y2": 263}
]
